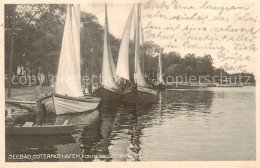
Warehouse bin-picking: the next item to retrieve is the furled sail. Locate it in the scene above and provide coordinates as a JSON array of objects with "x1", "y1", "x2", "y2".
[
  {"x1": 102, "y1": 5, "x2": 120, "y2": 92},
  {"x1": 55, "y1": 4, "x2": 83, "y2": 97},
  {"x1": 158, "y1": 50, "x2": 165, "y2": 84},
  {"x1": 134, "y1": 4, "x2": 149, "y2": 88},
  {"x1": 116, "y1": 6, "x2": 134, "y2": 80}
]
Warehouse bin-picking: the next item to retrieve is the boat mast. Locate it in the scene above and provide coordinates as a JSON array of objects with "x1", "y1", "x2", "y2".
[
  {"x1": 158, "y1": 49, "x2": 165, "y2": 84},
  {"x1": 134, "y1": 4, "x2": 140, "y2": 78},
  {"x1": 133, "y1": 4, "x2": 149, "y2": 87},
  {"x1": 158, "y1": 49, "x2": 162, "y2": 84}
]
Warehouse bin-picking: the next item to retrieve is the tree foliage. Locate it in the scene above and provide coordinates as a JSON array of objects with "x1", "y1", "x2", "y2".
[{"x1": 5, "y1": 4, "x2": 255, "y2": 86}]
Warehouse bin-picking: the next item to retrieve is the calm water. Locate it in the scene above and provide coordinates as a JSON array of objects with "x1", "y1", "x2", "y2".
[{"x1": 6, "y1": 87, "x2": 256, "y2": 161}]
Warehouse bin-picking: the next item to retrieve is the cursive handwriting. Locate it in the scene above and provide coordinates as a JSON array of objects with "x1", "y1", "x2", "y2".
[
  {"x1": 200, "y1": 1, "x2": 249, "y2": 15},
  {"x1": 142, "y1": 0, "x2": 258, "y2": 73}
]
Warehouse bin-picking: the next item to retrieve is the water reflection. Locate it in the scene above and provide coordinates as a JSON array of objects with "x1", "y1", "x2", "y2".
[
  {"x1": 127, "y1": 105, "x2": 142, "y2": 161},
  {"x1": 6, "y1": 87, "x2": 256, "y2": 161},
  {"x1": 6, "y1": 110, "x2": 101, "y2": 162},
  {"x1": 6, "y1": 135, "x2": 75, "y2": 161},
  {"x1": 164, "y1": 90, "x2": 214, "y2": 120}
]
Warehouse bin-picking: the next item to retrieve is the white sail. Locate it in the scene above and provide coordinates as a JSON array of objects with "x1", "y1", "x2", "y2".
[
  {"x1": 116, "y1": 6, "x2": 134, "y2": 80},
  {"x1": 55, "y1": 5, "x2": 83, "y2": 97},
  {"x1": 134, "y1": 4, "x2": 149, "y2": 88},
  {"x1": 102, "y1": 5, "x2": 120, "y2": 92},
  {"x1": 158, "y1": 50, "x2": 165, "y2": 84},
  {"x1": 106, "y1": 7, "x2": 119, "y2": 83},
  {"x1": 108, "y1": 42, "x2": 119, "y2": 82}
]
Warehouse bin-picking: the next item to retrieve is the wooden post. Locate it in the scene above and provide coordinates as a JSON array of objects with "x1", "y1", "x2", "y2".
[
  {"x1": 152, "y1": 68, "x2": 154, "y2": 79},
  {"x1": 7, "y1": 14, "x2": 16, "y2": 98},
  {"x1": 35, "y1": 86, "x2": 44, "y2": 113},
  {"x1": 148, "y1": 56, "x2": 150, "y2": 77},
  {"x1": 143, "y1": 50, "x2": 145, "y2": 74}
]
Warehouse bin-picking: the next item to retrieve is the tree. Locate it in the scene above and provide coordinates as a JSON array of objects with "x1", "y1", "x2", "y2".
[
  {"x1": 165, "y1": 64, "x2": 185, "y2": 77},
  {"x1": 5, "y1": 4, "x2": 17, "y2": 97},
  {"x1": 5, "y1": 4, "x2": 250, "y2": 88},
  {"x1": 163, "y1": 51, "x2": 181, "y2": 73},
  {"x1": 5, "y1": 4, "x2": 67, "y2": 85},
  {"x1": 196, "y1": 55, "x2": 214, "y2": 76},
  {"x1": 140, "y1": 41, "x2": 160, "y2": 78}
]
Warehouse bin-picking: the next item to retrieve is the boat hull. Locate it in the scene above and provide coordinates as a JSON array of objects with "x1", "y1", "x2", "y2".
[
  {"x1": 216, "y1": 83, "x2": 243, "y2": 87},
  {"x1": 123, "y1": 86, "x2": 157, "y2": 104},
  {"x1": 155, "y1": 83, "x2": 167, "y2": 90},
  {"x1": 93, "y1": 86, "x2": 121, "y2": 104},
  {"x1": 5, "y1": 125, "x2": 76, "y2": 135},
  {"x1": 166, "y1": 83, "x2": 199, "y2": 89},
  {"x1": 41, "y1": 94, "x2": 100, "y2": 115}
]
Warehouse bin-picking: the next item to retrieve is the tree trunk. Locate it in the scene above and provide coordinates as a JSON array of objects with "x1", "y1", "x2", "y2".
[
  {"x1": 30, "y1": 67, "x2": 33, "y2": 76},
  {"x1": 14, "y1": 64, "x2": 17, "y2": 76},
  {"x1": 7, "y1": 14, "x2": 16, "y2": 98},
  {"x1": 35, "y1": 66, "x2": 39, "y2": 85},
  {"x1": 25, "y1": 69, "x2": 28, "y2": 81},
  {"x1": 44, "y1": 72, "x2": 47, "y2": 85},
  {"x1": 45, "y1": 72, "x2": 49, "y2": 85},
  {"x1": 20, "y1": 64, "x2": 23, "y2": 75},
  {"x1": 29, "y1": 67, "x2": 33, "y2": 87}
]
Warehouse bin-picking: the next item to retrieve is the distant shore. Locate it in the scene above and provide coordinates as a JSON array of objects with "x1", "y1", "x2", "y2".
[{"x1": 5, "y1": 83, "x2": 256, "y2": 101}]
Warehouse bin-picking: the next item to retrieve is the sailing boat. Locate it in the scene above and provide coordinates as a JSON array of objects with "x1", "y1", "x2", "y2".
[
  {"x1": 40, "y1": 4, "x2": 100, "y2": 115},
  {"x1": 94, "y1": 5, "x2": 121, "y2": 103},
  {"x1": 155, "y1": 50, "x2": 166, "y2": 90},
  {"x1": 116, "y1": 4, "x2": 157, "y2": 104}
]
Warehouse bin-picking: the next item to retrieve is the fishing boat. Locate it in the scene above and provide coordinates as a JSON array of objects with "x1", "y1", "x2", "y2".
[
  {"x1": 5, "y1": 121, "x2": 76, "y2": 135},
  {"x1": 155, "y1": 50, "x2": 167, "y2": 90},
  {"x1": 216, "y1": 77, "x2": 243, "y2": 87},
  {"x1": 117, "y1": 4, "x2": 157, "y2": 104},
  {"x1": 94, "y1": 5, "x2": 121, "y2": 103},
  {"x1": 40, "y1": 5, "x2": 100, "y2": 115},
  {"x1": 54, "y1": 109, "x2": 100, "y2": 130},
  {"x1": 6, "y1": 134, "x2": 75, "y2": 151},
  {"x1": 216, "y1": 83, "x2": 243, "y2": 87},
  {"x1": 6, "y1": 124, "x2": 76, "y2": 135}
]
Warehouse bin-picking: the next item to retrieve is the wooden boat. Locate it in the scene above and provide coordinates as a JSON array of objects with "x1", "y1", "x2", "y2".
[
  {"x1": 41, "y1": 5, "x2": 100, "y2": 115},
  {"x1": 40, "y1": 93, "x2": 100, "y2": 115},
  {"x1": 93, "y1": 87, "x2": 121, "y2": 103},
  {"x1": 123, "y1": 86, "x2": 157, "y2": 104},
  {"x1": 5, "y1": 100, "x2": 36, "y2": 105},
  {"x1": 5, "y1": 121, "x2": 76, "y2": 135},
  {"x1": 95, "y1": 5, "x2": 121, "y2": 103},
  {"x1": 155, "y1": 50, "x2": 167, "y2": 90},
  {"x1": 6, "y1": 125, "x2": 76, "y2": 135},
  {"x1": 216, "y1": 77, "x2": 244, "y2": 87},
  {"x1": 156, "y1": 84, "x2": 167, "y2": 90},
  {"x1": 6, "y1": 134, "x2": 75, "y2": 149},
  {"x1": 116, "y1": 4, "x2": 157, "y2": 104},
  {"x1": 216, "y1": 83, "x2": 243, "y2": 87},
  {"x1": 167, "y1": 82, "x2": 200, "y2": 89},
  {"x1": 197, "y1": 82, "x2": 216, "y2": 87},
  {"x1": 6, "y1": 100, "x2": 37, "y2": 113},
  {"x1": 54, "y1": 109, "x2": 100, "y2": 129}
]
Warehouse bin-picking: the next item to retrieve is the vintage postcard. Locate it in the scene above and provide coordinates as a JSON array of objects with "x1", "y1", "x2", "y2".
[{"x1": 0, "y1": 0, "x2": 259, "y2": 167}]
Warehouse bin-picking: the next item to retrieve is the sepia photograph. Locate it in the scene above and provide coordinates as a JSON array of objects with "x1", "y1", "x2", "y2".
[{"x1": 1, "y1": 0, "x2": 259, "y2": 167}]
